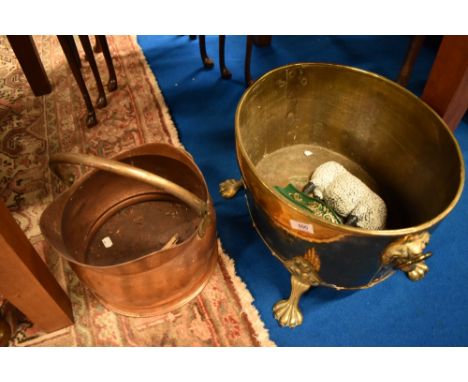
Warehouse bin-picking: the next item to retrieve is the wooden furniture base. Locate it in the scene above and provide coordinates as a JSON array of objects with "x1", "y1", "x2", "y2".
[
  {"x1": 197, "y1": 35, "x2": 261, "y2": 87},
  {"x1": 57, "y1": 35, "x2": 118, "y2": 127},
  {"x1": 198, "y1": 35, "x2": 214, "y2": 68},
  {"x1": 6, "y1": 36, "x2": 52, "y2": 97},
  {"x1": 58, "y1": 35, "x2": 98, "y2": 127},
  {"x1": 0, "y1": 201, "x2": 73, "y2": 333},
  {"x1": 96, "y1": 35, "x2": 118, "y2": 92},
  {"x1": 79, "y1": 35, "x2": 107, "y2": 109},
  {"x1": 422, "y1": 36, "x2": 468, "y2": 131}
]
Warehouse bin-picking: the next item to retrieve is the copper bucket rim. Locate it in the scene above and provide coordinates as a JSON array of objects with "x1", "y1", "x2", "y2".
[
  {"x1": 235, "y1": 62, "x2": 465, "y2": 237},
  {"x1": 42, "y1": 142, "x2": 214, "y2": 270}
]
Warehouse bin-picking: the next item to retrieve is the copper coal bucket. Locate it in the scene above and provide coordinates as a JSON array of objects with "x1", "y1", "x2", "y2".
[
  {"x1": 40, "y1": 143, "x2": 217, "y2": 317},
  {"x1": 220, "y1": 63, "x2": 465, "y2": 327}
]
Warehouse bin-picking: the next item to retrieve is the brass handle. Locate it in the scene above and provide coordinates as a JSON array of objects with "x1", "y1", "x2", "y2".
[
  {"x1": 396, "y1": 252, "x2": 432, "y2": 268},
  {"x1": 49, "y1": 152, "x2": 208, "y2": 218}
]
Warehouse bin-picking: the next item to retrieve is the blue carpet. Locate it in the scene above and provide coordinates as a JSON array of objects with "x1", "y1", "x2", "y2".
[{"x1": 137, "y1": 35, "x2": 468, "y2": 346}]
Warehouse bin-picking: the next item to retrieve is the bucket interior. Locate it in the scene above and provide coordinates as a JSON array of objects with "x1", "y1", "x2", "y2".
[
  {"x1": 237, "y1": 64, "x2": 463, "y2": 230},
  {"x1": 60, "y1": 154, "x2": 207, "y2": 266}
]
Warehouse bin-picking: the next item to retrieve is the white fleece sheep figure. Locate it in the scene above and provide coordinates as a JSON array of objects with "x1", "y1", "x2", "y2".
[{"x1": 303, "y1": 161, "x2": 387, "y2": 230}]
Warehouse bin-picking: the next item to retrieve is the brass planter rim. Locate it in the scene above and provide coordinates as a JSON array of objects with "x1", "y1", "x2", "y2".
[{"x1": 235, "y1": 62, "x2": 465, "y2": 237}]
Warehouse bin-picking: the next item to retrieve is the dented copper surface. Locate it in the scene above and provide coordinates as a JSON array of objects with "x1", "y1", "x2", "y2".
[{"x1": 41, "y1": 143, "x2": 218, "y2": 317}]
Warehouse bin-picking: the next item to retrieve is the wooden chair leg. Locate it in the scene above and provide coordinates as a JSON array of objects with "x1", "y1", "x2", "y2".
[
  {"x1": 0, "y1": 201, "x2": 74, "y2": 333},
  {"x1": 219, "y1": 35, "x2": 231, "y2": 79},
  {"x1": 67, "y1": 37, "x2": 82, "y2": 68},
  {"x1": 96, "y1": 36, "x2": 118, "y2": 92},
  {"x1": 199, "y1": 35, "x2": 214, "y2": 68},
  {"x1": 253, "y1": 35, "x2": 272, "y2": 47},
  {"x1": 245, "y1": 35, "x2": 254, "y2": 87},
  {"x1": 93, "y1": 36, "x2": 102, "y2": 53},
  {"x1": 79, "y1": 35, "x2": 107, "y2": 108},
  {"x1": 57, "y1": 35, "x2": 97, "y2": 127},
  {"x1": 397, "y1": 36, "x2": 426, "y2": 87}
]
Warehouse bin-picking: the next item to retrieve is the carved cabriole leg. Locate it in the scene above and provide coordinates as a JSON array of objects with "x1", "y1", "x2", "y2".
[
  {"x1": 199, "y1": 35, "x2": 214, "y2": 69},
  {"x1": 96, "y1": 36, "x2": 118, "y2": 92},
  {"x1": 219, "y1": 178, "x2": 244, "y2": 199},
  {"x1": 219, "y1": 35, "x2": 232, "y2": 79},
  {"x1": 94, "y1": 36, "x2": 102, "y2": 53},
  {"x1": 273, "y1": 275, "x2": 313, "y2": 328},
  {"x1": 79, "y1": 35, "x2": 107, "y2": 108},
  {"x1": 57, "y1": 35, "x2": 97, "y2": 127}
]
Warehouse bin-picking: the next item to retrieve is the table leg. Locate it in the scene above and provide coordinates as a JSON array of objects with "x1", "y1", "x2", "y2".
[
  {"x1": 422, "y1": 36, "x2": 468, "y2": 131},
  {"x1": 0, "y1": 201, "x2": 73, "y2": 333},
  {"x1": 6, "y1": 35, "x2": 52, "y2": 97}
]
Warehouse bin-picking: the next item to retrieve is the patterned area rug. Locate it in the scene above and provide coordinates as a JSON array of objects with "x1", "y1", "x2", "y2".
[{"x1": 0, "y1": 35, "x2": 274, "y2": 346}]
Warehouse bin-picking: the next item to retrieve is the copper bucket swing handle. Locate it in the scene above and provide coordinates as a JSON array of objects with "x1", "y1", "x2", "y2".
[{"x1": 49, "y1": 153, "x2": 208, "y2": 219}]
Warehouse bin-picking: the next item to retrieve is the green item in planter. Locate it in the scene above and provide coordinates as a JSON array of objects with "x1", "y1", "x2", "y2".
[{"x1": 274, "y1": 183, "x2": 343, "y2": 225}]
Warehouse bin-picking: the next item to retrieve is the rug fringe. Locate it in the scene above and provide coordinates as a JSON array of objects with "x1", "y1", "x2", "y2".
[
  {"x1": 217, "y1": 240, "x2": 276, "y2": 347},
  {"x1": 12, "y1": 326, "x2": 72, "y2": 347}
]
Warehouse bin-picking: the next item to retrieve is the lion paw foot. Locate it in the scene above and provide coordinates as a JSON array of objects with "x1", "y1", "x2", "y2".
[
  {"x1": 273, "y1": 299, "x2": 303, "y2": 328},
  {"x1": 406, "y1": 261, "x2": 429, "y2": 281},
  {"x1": 219, "y1": 179, "x2": 243, "y2": 199}
]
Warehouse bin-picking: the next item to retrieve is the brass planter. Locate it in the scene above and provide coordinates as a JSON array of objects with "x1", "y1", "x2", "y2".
[
  {"x1": 41, "y1": 143, "x2": 217, "y2": 317},
  {"x1": 221, "y1": 63, "x2": 464, "y2": 327}
]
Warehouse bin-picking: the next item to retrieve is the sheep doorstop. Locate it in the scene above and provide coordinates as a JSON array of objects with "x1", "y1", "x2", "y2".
[{"x1": 303, "y1": 161, "x2": 387, "y2": 230}]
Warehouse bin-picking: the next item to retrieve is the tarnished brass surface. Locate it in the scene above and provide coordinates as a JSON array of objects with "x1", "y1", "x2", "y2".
[
  {"x1": 273, "y1": 274, "x2": 317, "y2": 328},
  {"x1": 403, "y1": 262, "x2": 429, "y2": 281},
  {"x1": 382, "y1": 231, "x2": 432, "y2": 281},
  {"x1": 282, "y1": 255, "x2": 321, "y2": 286},
  {"x1": 236, "y1": 63, "x2": 464, "y2": 239},
  {"x1": 232, "y1": 63, "x2": 465, "y2": 326},
  {"x1": 219, "y1": 178, "x2": 244, "y2": 199},
  {"x1": 303, "y1": 248, "x2": 321, "y2": 273},
  {"x1": 41, "y1": 143, "x2": 218, "y2": 317}
]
